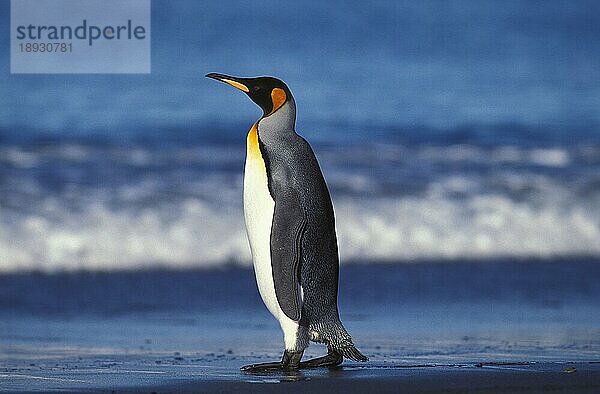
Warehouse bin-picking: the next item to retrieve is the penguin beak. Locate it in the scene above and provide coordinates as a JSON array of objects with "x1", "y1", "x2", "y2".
[{"x1": 205, "y1": 73, "x2": 250, "y2": 93}]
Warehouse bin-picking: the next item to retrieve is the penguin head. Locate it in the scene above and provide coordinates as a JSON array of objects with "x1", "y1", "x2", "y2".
[{"x1": 206, "y1": 73, "x2": 292, "y2": 117}]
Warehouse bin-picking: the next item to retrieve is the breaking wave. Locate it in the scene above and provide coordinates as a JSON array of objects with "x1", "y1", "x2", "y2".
[{"x1": 1, "y1": 136, "x2": 599, "y2": 272}]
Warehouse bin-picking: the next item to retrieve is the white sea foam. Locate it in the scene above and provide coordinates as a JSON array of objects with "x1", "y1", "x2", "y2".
[
  {"x1": 1, "y1": 140, "x2": 599, "y2": 272},
  {"x1": 335, "y1": 195, "x2": 599, "y2": 262},
  {"x1": 1, "y1": 199, "x2": 250, "y2": 272},
  {"x1": 1, "y1": 189, "x2": 598, "y2": 273}
]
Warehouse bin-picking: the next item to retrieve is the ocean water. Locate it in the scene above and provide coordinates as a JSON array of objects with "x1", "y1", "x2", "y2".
[
  {"x1": 1, "y1": 1, "x2": 600, "y2": 272},
  {"x1": 2, "y1": 262, "x2": 599, "y2": 352}
]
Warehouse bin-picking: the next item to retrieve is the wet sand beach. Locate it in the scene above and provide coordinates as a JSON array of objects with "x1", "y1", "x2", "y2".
[{"x1": 1, "y1": 261, "x2": 599, "y2": 392}]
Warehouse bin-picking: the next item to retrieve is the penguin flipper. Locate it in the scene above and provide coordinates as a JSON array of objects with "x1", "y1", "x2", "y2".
[{"x1": 270, "y1": 191, "x2": 307, "y2": 322}]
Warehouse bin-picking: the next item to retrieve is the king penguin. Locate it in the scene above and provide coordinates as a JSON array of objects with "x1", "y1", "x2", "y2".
[{"x1": 206, "y1": 73, "x2": 367, "y2": 371}]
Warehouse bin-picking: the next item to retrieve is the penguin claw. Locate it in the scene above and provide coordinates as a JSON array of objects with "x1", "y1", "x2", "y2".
[
  {"x1": 298, "y1": 351, "x2": 343, "y2": 369},
  {"x1": 241, "y1": 350, "x2": 303, "y2": 372},
  {"x1": 241, "y1": 361, "x2": 301, "y2": 372}
]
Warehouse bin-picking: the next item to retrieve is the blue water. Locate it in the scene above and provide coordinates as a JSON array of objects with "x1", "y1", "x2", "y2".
[
  {"x1": 1, "y1": 262, "x2": 598, "y2": 391},
  {"x1": 1, "y1": 1, "x2": 600, "y2": 271},
  {"x1": 1, "y1": 262, "x2": 599, "y2": 366}
]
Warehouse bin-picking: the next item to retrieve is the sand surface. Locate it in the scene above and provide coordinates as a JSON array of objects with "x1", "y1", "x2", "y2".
[{"x1": 1, "y1": 262, "x2": 599, "y2": 392}]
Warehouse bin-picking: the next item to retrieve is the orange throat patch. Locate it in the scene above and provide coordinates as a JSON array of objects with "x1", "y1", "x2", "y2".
[{"x1": 246, "y1": 122, "x2": 266, "y2": 168}]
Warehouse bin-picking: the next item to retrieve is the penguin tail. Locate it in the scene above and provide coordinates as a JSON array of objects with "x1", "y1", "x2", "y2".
[
  {"x1": 339, "y1": 342, "x2": 368, "y2": 362},
  {"x1": 311, "y1": 320, "x2": 368, "y2": 362},
  {"x1": 331, "y1": 327, "x2": 368, "y2": 362}
]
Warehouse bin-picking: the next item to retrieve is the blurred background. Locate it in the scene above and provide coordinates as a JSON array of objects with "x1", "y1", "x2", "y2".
[
  {"x1": 1, "y1": 3, "x2": 600, "y2": 388},
  {"x1": 1, "y1": 1, "x2": 599, "y2": 272}
]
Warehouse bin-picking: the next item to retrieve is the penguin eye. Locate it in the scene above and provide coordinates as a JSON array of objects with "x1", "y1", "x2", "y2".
[{"x1": 253, "y1": 86, "x2": 261, "y2": 92}]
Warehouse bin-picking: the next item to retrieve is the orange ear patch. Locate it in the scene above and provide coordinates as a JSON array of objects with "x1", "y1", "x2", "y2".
[{"x1": 269, "y1": 88, "x2": 287, "y2": 115}]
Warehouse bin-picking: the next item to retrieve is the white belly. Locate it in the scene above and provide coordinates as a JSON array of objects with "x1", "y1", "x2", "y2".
[
  {"x1": 243, "y1": 157, "x2": 281, "y2": 319},
  {"x1": 243, "y1": 124, "x2": 307, "y2": 352}
]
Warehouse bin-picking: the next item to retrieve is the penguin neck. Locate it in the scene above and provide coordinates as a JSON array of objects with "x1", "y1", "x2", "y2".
[{"x1": 257, "y1": 98, "x2": 296, "y2": 139}]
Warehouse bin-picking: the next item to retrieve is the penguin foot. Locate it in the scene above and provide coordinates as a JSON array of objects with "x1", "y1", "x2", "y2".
[
  {"x1": 299, "y1": 350, "x2": 343, "y2": 368},
  {"x1": 241, "y1": 350, "x2": 303, "y2": 372},
  {"x1": 241, "y1": 361, "x2": 286, "y2": 372}
]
